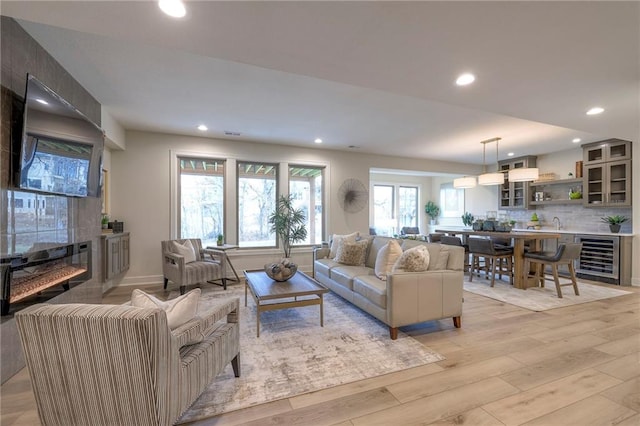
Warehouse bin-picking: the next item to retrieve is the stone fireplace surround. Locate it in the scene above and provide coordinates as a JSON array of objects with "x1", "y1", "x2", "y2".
[{"x1": 1, "y1": 17, "x2": 104, "y2": 383}]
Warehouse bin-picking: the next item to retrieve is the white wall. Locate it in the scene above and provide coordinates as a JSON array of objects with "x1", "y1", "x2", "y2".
[{"x1": 112, "y1": 130, "x2": 478, "y2": 285}]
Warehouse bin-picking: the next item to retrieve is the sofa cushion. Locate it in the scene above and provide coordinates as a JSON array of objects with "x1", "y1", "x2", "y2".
[
  {"x1": 374, "y1": 239, "x2": 403, "y2": 280},
  {"x1": 131, "y1": 288, "x2": 200, "y2": 329},
  {"x1": 393, "y1": 245, "x2": 430, "y2": 272},
  {"x1": 365, "y1": 236, "x2": 394, "y2": 268},
  {"x1": 353, "y1": 275, "x2": 387, "y2": 309},
  {"x1": 330, "y1": 265, "x2": 372, "y2": 290},
  {"x1": 171, "y1": 239, "x2": 197, "y2": 263},
  {"x1": 428, "y1": 244, "x2": 450, "y2": 270},
  {"x1": 334, "y1": 239, "x2": 369, "y2": 266},
  {"x1": 314, "y1": 258, "x2": 340, "y2": 277},
  {"x1": 329, "y1": 232, "x2": 359, "y2": 259}
]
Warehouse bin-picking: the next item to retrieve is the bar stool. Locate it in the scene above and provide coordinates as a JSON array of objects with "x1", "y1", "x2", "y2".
[
  {"x1": 468, "y1": 237, "x2": 514, "y2": 287},
  {"x1": 440, "y1": 235, "x2": 470, "y2": 272},
  {"x1": 523, "y1": 243, "x2": 582, "y2": 298}
]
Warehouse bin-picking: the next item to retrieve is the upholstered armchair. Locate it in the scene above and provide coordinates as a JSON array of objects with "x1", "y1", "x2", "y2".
[
  {"x1": 15, "y1": 297, "x2": 241, "y2": 426},
  {"x1": 162, "y1": 238, "x2": 228, "y2": 293}
]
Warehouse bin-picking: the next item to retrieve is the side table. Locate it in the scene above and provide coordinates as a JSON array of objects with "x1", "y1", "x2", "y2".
[{"x1": 206, "y1": 244, "x2": 240, "y2": 285}]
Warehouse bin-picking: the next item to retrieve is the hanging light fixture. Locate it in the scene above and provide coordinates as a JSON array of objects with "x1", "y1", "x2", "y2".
[
  {"x1": 453, "y1": 176, "x2": 477, "y2": 188},
  {"x1": 508, "y1": 166, "x2": 539, "y2": 182},
  {"x1": 478, "y1": 137, "x2": 505, "y2": 186}
]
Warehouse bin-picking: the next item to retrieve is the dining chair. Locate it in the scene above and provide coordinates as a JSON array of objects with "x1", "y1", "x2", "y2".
[
  {"x1": 467, "y1": 237, "x2": 514, "y2": 287},
  {"x1": 523, "y1": 243, "x2": 582, "y2": 298}
]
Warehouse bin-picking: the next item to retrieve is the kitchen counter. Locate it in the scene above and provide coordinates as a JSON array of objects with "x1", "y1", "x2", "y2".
[{"x1": 511, "y1": 228, "x2": 634, "y2": 237}]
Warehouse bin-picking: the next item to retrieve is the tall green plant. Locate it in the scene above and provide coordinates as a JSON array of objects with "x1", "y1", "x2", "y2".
[
  {"x1": 268, "y1": 194, "x2": 308, "y2": 258},
  {"x1": 425, "y1": 201, "x2": 440, "y2": 220}
]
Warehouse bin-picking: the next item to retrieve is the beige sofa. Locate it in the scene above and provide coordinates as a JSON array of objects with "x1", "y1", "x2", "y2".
[
  {"x1": 314, "y1": 236, "x2": 464, "y2": 339},
  {"x1": 15, "y1": 297, "x2": 240, "y2": 426}
]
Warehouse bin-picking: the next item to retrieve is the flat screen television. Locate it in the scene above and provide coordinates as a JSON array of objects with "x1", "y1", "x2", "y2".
[{"x1": 14, "y1": 74, "x2": 104, "y2": 197}]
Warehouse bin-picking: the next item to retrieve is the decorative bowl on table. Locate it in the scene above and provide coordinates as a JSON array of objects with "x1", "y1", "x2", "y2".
[{"x1": 264, "y1": 259, "x2": 298, "y2": 282}]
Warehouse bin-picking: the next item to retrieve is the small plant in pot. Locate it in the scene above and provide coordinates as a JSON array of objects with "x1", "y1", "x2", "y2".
[
  {"x1": 425, "y1": 201, "x2": 440, "y2": 225},
  {"x1": 216, "y1": 234, "x2": 224, "y2": 246},
  {"x1": 601, "y1": 215, "x2": 628, "y2": 233},
  {"x1": 101, "y1": 214, "x2": 109, "y2": 230},
  {"x1": 461, "y1": 212, "x2": 474, "y2": 228},
  {"x1": 266, "y1": 194, "x2": 308, "y2": 281}
]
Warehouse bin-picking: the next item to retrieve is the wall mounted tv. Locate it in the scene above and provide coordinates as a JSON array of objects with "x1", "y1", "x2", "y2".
[{"x1": 14, "y1": 74, "x2": 104, "y2": 197}]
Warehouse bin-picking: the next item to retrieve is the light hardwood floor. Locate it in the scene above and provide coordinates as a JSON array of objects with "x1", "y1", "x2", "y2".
[{"x1": 2, "y1": 281, "x2": 638, "y2": 426}]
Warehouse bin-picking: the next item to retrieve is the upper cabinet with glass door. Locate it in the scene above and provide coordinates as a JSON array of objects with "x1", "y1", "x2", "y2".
[
  {"x1": 498, "y1": 156, "x2": 537, "y2": 209},
  {"x1": 583, "y1": 139, "x2": 632, "y2": 207}
]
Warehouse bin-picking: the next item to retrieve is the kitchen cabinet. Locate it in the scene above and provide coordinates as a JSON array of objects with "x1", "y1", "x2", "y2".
[
  {"x1": 584, "y1": 160, "x2": 631, "y2": 206},
  {"x1": 582, "y1": 139, "x2": 632, "y2": 207},
  {"x1": 529, "y1": 178, "x2": 583, "y2": 206},
  {"x1": 583, "y1": 139, "x2": 631, "y2": 165},
  {"x1": 498, "y1": 155, "x2": 537, "y2": 209},
  {"x1": 102, "y1": 232, "x2": 130, "y2": 280}
]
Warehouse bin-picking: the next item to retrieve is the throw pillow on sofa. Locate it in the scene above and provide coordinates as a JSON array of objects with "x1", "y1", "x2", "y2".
[
  {"x1": 329, "y1": 232, "x2": 359, "y2": 259},
  {"x1": 374, "y1": 239, "x2": 403, "y2": 280},
  {"x1": 131, "y1": 288, "x2": 200, "y2": 329},
  {"x1": 171, "y1": 239, "x2": 197, "y2": 263},
  {"x1": 334, "y1": 239, "x2": 369, "y2": 266},
  {"x1": 392, "y1": 245, "x2": 430, "y2": 272}
]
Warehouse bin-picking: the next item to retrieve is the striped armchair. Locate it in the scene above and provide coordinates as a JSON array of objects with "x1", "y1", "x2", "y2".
[
  {"x1": 162, "y1": 238, "x2": 228, "y2": 293},
  {"x1": 16, "y1": 297, "x2": 241, "y2": 426}
]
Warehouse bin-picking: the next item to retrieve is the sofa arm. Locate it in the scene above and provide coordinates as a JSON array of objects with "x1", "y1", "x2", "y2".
[
  {"x1": 314, "y1": 247, "x2": 330, "y2": 260},
  {"x1": 386, "y1": 270, "x2": 463, "y2": 328},
  {"x1": 200, "y1": 297, "x2": 240, "y2": 326}
]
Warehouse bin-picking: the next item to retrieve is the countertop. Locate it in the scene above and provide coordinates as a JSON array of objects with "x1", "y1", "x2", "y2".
[{"x1": 511, "y1": 227, "x2": 634, "y2": 237}]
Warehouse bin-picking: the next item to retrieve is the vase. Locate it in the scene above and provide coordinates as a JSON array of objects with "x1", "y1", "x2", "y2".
[
  {"x1": 264, "y1": 259, "x2": 297, "y2": 282},
  {"x1": 609, "y1": 224, "x2": 621, "y2": 233}
]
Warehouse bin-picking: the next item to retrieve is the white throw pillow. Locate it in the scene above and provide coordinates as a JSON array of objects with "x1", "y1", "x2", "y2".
[
  {"x1": 374, "y1": 240, "x2": 403, "y2": 280},
  {"x1": 392, "y1": 245, "x2": 430, "y2": 272},
  {"x1": 131, "y1": 288, "x2": 200, "y2": 329},
  {"x1": 329, "y1": 232, "x2": 359, "y2": 259},
  {"x1": 171, "y1": 240, "x2": 197, "y2": 263}
]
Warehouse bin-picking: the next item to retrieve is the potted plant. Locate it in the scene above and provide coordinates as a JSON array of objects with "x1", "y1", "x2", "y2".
[
  {"x1": 101, "y1": 214, "x2": 109, "y2": 230},
  {"x1": 461, "y1": 212, "x2": 474, "y2": 227},
  {"x1": 266, "y1": 194, "x2": 308, "y2": 281},
  {"x1": 216, "y1": 234, "x2": 224, "y2": 246},
  {"x1": 425, "y1": 201, "x2": 440, "y2": 225},
  {"x1": 601, "y1": 215, "x2": 628, "y2": 233}
]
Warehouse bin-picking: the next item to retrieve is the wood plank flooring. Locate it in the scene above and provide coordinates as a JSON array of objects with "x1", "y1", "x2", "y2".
[{"x1": 1, "y1": 282, "x2": 638, "y2": 426}]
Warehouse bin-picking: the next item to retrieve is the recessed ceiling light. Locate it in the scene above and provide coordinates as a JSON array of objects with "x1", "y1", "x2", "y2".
[
  {"x1": 507, "y1": 152, "x2": 514, "y2": 157},
  {"x1": 456, "y1": 73, "x2": 475, "y2": 86},
  {"x1": 35, "y1": 98, "x2": 48, "y2": 105},
  {"x1": 586, "y1": 107, "x2": 604, "y2": 115},
  {"x1": 197, "y1": 124, "x2": 208, "y2": 131},
  {"x1": 159, "y1": 0, "x2": 186, "y2": 18},
  {"x1": 572, "y1": 138, "x2": 581, "y2": 143},
  {"x1": 314, "y1": 138, "x2": 323, "y2": 144}
]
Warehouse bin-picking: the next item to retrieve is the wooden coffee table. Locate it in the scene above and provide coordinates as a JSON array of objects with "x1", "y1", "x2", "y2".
[{"x1": 244, "y1": 269, "x2": 329, "y2": 337}]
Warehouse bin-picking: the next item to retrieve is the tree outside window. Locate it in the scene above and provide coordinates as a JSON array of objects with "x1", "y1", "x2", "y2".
[
  {"x1": 289, "y1": 165, "x2": 324, "y2": 245},
  {"x1": 178, "y1": 157, "x2": 224, "y2": 247},
  {"x1": 238, "y1": 161, "x2": 277, "y2": 248}
]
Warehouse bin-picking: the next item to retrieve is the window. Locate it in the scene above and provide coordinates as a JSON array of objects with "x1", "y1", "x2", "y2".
[
  {"x1": 439, "y1": 183, "x2": 464, "y2": 218},
  {"x1": 372, "y1": 183, "x2": 419, "y2": 236},
  {"x1": 178, "y1": 157, "x2": 225, "y2": 246},
  {"x1": 289, "y1": 165, "x2": 324, "y2": 246},
  {"x1": 237, "y1": 161, "x2": 277, "y2": 248}
]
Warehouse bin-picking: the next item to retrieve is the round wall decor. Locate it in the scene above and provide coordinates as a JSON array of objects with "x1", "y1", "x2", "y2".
[{"x1": 338, "y1": 178, "x2": 368, "y2": 213}]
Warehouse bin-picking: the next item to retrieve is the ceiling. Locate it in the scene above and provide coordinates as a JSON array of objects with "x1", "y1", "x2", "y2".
[{"x1": 2, "y1": 1, "x2": 638, "y2": 165}]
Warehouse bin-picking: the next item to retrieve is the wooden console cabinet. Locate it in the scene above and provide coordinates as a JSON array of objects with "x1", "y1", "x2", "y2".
[{"x1": 102, "y1": 232, "x2": 130, "y2": 280}]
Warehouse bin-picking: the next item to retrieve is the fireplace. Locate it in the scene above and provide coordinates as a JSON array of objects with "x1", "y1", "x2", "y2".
[{"x1": 1, "y1": 241, "x2": 91, "y2": 316}]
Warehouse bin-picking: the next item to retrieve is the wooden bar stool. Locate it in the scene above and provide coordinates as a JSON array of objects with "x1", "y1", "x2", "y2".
[
  {"x1": 524, "y1": 243, "x2": 582, "y2": 298},
  {"x1": 468, "y1": 237, "x2": 514, "y2": 287}
]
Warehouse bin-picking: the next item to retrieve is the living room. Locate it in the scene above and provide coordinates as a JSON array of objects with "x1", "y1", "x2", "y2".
[{"x1": 1, "y1": 2, "x2": 639, "y2": 425}]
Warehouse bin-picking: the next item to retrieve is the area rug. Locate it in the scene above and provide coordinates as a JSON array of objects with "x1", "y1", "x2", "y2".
[
  {"x1": 463, "y1": 277, "x2": 632, "y2": 311},
  {"x1": 176, "y1": 284, "x2": 444, "y2": 423}
]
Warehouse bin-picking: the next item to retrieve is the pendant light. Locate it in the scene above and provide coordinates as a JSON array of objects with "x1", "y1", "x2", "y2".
[
  {"x1": 508, "y1": 167, "x2": 539, "y2": 182},
  {"x1": 453, "y1": 176, "x2": 477, "y2": 188},
  {"x1": 478, "y1": 137, "x2": 504, "y2": 186}
]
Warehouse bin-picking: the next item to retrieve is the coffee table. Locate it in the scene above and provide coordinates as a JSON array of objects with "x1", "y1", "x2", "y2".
[{"x1": 244, "y1": 269, "x2": 329, "y2": 337}]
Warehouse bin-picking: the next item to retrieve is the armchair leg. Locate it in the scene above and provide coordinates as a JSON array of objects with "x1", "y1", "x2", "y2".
[
  {"x1": 389, "y1": 326, "x2": 398, "y2": 340},
  {"x1": 222, "y1": 277, "x2": 227, "y2": 291},
  {"x1": 453, "y1": 316, "x2": 461, "y2": 328},
  {"x1": 180, "y1": 285, "x2": 186, "y2": 295},
  {"x1": 163, "y1": 277, "x2": 168, "y2": 290},
  {"x1": 231, "y1": 353, "x2": 241, "y2": 377}
]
